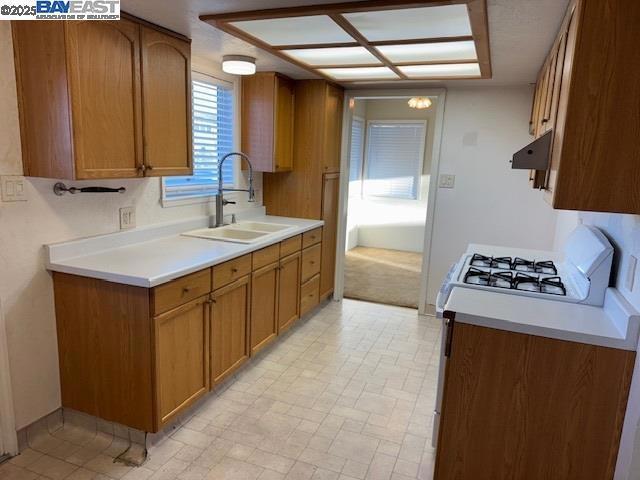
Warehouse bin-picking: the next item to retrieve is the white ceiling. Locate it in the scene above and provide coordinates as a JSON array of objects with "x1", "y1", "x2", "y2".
[{"x1": 121, "y1": 0, "x2": 569, "y2": 87}]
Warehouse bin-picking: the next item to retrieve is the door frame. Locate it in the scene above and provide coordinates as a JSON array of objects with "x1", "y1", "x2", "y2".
[
  {"x1": 0, "y1": 299, "x2": 18, "y2": 457},
  {"x1": 333, "y1": 88, "x2": 447, "y2": 315}
]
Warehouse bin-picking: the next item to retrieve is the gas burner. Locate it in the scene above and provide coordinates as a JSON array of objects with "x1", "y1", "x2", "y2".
[
  {"x1": 540, "y1": 276, "x2": 566, "y2": 296},
  {"x1": 470, "y1": 254, "x2": 492, "y2": 268},
  {"x1": 534, "y1": 260, "x2": 558, "y2": 275},
  {"x1": 489, "y1": 271, "x2": 513, "y2": 289},
  {"x1": 512, "y1": 257, "x2": 535, "y2": 272},
  {"x1": 491, "y1": 257, "x2": 513, "y2": 269},
  {"x1": 464, "y1": 267, "x2": 490, "y2": 286},
  {"x1": 513, "y1": 272, "x2": 540, "y2": 292}
]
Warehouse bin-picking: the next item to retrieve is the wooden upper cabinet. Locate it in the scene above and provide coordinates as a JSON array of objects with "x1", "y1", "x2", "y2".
[
  {"x1": 322, "y1": 84, "x2": 344, "y2": 173},
  {"x1": 65, "y1": 20, "x2": 143, "y2": 179},
  {"x1": 12, "y1": 14, "x2": 192, "y2": 180},
  {"x1": 528, "y1": 0, "x2": 640, "y2": 213},
  {"x1": 154, "y1": 296, "x2": 209, "y2": 428},
  {"x1": 242, "y1": 72, "x2": 295, "y2": 172},
  {"x1": 141, "y1": 27, "x2": 192, "y2": 176}
]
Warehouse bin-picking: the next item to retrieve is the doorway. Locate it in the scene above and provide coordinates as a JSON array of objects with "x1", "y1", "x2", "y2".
[{"x1": 334, "y1": 89, "x2": 446, "y2": 314}]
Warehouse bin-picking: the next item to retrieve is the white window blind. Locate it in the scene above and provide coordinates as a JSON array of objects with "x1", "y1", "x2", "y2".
[
  {"x1": 163, "y1": 75, "x2": 235, "y2": 201},
  {"x1": 349, "y1": 117, "x2": 365, "y2": 182},
  {"x1": 363, "y1": 121, "x2": 426, "y2": 199}
]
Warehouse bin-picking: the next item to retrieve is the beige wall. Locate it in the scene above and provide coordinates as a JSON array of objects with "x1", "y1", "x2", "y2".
[{"x1": 0, "y1": 22, "x2": 261, "y2": 429}]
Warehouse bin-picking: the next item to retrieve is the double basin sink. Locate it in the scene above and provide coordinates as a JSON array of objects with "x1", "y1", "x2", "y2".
[{"x1": 182, "y1": 221, "x2": 295, "y2": 244}]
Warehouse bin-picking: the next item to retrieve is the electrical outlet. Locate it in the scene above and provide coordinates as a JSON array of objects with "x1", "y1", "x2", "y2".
[
  {"x1": 1, "y1": 175, "x2": 27, "y2": 202},
  {"x1": 626, "y1": 255, "x2": 637, "y2": 292},
  {"x1": 439, "y1": 174, "x2": 456, "y2": 189},
  {"x1": 119, "y1": 206, "x2": 136, "y2": 230}
]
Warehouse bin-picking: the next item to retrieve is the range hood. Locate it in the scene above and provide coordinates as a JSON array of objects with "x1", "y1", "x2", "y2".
[{"x1": 511, "y1": 130, "x2": 552, "y2": 170}]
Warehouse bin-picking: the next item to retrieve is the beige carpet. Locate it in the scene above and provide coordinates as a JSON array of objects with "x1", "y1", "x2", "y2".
[{"x1": 344, "y1": 246, "x2": 423, "y2": 309}]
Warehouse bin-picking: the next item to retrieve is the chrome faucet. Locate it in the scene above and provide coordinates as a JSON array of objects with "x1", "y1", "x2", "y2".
[{"x1": 215, "y1": 152, "x2": 255, "y2": 227}]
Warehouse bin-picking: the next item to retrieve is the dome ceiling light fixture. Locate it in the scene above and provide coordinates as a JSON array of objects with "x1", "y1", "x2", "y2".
[
  {"x1": 408, "y1": 97, "x2": 432, "y2": 109},
  {"x1": 222, "y1": 55, "x2": 256, "y2": 75}
]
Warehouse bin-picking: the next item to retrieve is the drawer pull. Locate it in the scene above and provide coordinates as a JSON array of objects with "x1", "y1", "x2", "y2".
[
  {"x1": 231, "y1": 267, "x2": 238, "y2": 273},
  {"x1": 182, "y1": 287, "x2": 191, "y2": 294}
]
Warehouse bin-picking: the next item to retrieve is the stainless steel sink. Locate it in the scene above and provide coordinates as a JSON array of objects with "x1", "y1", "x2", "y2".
[{"x1": 181, "y1": 221, "x2": 294, "y2": 244}]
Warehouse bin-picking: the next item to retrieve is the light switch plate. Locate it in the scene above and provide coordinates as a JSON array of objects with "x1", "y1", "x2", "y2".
[
  {"x1": 1, "y1": 175, "x2": 27, "y2": 202},
  {"x1": 119, "y1": 206, "x2": 136, "y2": 230},
  {"x1": 439, "y1": 174, "x2": 456, "y2": 189},
  {"x1": 626, "y1": 255, "x2": 637, "y2": 292}
]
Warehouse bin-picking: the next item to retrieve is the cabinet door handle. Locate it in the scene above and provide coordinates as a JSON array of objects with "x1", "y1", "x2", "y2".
[
  {"x1": 137, "y1": 164, "x2": 146, "y2": 174},
  {"x1": 541, "y1": 118, "x2": 549, "y2": 124},
  {"x1": 444, "y1": 317, "x2": 455, "y2": 358}
]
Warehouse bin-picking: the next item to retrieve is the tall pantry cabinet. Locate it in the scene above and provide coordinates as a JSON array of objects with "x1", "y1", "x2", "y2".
[{"x1": 263, "y1": 80, "x2": 344, "y2": 301}]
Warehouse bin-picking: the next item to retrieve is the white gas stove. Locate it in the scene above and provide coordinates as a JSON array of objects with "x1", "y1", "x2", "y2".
[{"x1": 438, "y1": 225, "x2": 613, "y2": 309}]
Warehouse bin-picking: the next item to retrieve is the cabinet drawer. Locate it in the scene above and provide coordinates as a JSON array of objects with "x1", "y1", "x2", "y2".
[
  {"x1": 280, "y1": 235, "x2": 302, "y2": 257},
  {"x1": 253, "y1": 244, "x2": 280, "y2": 270},
  {"x1": 300, "y1": 274, "x2": 320, "y2": 316},
  {"x1": 213, "y1": 254, "x2": 252, "y2": 290},
  {"x1": 152, "y1": 269, "x2": 211, "y2": 315},
  {"x1": 301, "y1": 244, "x2": 321, "y2": 282},
  {"x1": 302, "y1": 228, "x2": 322, "y2": 249}
]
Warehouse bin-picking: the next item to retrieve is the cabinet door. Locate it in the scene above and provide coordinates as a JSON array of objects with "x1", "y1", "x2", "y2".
[
  {"x1": 141, "y1": 27, "x2": 192, "y2": 177},
  {"x1": 274, "y1": 75, "x2": 295, "y2": 172},
  {"x1": 211, "y1": 276, "x2": 250, "y2": 385},
  {"x1": 154, "y1": 296, "x2": 209, "y2": 428},
  {"x1": 278, "y1": 251, "x2": 301, "y2": 333},
  {"x1": 322, "y1": 84, "x2": 344, "y2": 173},
  {"x1": 434, "y1": 322, "x2": 635, "y2": 480},
  {"x1": 320, "y1": 173, "x2": 340, "y2": 299},
  {"x1": 251, "y1": 262, "x2": 279, "y2": 354},
  {"x1": 65, "y1": 20, "x2": 143, "y2": 179}
]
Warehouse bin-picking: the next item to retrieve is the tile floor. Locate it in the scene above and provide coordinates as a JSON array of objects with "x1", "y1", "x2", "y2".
[{"x1": 0, "y1": 299, "x2": 441, "y2": 480}]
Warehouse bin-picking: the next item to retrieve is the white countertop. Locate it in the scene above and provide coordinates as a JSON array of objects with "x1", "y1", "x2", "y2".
[
  {"x1": 45, "y1": 215, "x2": 323, "y2": 288},
  {"x1": 445, "y1": 286, "x2": 640, "y2": 351}
]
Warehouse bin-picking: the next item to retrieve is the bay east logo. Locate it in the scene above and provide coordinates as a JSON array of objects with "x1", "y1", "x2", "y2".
[
  {"x1": 36, "y1": 0, "x2": 119, "y2": 14},
  {"x1": 0, "y1": 0, "x2": 120, "y2": 19}
]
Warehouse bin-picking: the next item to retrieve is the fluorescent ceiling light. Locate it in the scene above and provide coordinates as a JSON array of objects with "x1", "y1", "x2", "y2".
[
  {"x1": 318, "y1": 66, "x2": 399, "y2": 80},
  {"x1": 377, "y1": 41, "x2": 478, "y2": 63},
  {"x1": 222, "y1": 55, "x2": 256, "y2": 75},
  {"x1": 399, "y1": 63, "x2": 481, "y2": 78},
  {"x1": 343, "y1": 5, "x2": 472, "y2": 42},
  {"x1": 230, "y1": 15, "x2": 354, "y2": 46},
  {"x1": 283, "y1": 46, "x2": 380, "y2": 66}
]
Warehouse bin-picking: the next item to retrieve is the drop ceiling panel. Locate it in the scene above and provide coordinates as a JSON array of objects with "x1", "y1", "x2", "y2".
[
  {"x1": 400, "y1": 63, "x2": 481, "y2": 78},
  {"x1": 377, "y1": 41, "x2": 478, "y2": 64},
  {"x1": 342, "y1": 5, "x2": 473, "y2": 42},
  {"x1": 230, "y1": 15, "x2": 354, "y2": 45},
  {"x1": 283, "y1": 47, "x2": 381, "y2": 66},
  {"x1": 202, "y1": 1, "x2": 491, "y2": 83},
  {"x1": 319, "y1": 66, "x2": 399, "y2": 80}
]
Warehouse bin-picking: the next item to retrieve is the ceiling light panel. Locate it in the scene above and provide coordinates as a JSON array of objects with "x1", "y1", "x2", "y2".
[
  {"x1": 283, "y1": 47, "x2": 381, "y2": 66},
  {"x1": 377, "y1": 41, "x2": 477, "y2": 63},
  {"x1": 399, "y1": 63, "x2": 481, "y2": 78},
  {"x1": 343, "y1": 5, "x2": 472, "y2": 42},
  {"x1": 318, "y1": 66, "x2": 399, "y2": 81},
  {"x1": 229, "y1": 15, "x2": 354, "y2": 46}
]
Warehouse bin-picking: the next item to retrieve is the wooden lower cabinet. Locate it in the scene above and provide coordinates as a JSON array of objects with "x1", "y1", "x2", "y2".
[
  {"x1": 52, "y1": 234, "x2": 322, "y2": 433},
  {"x1": 278, "y1": 251, "x2": 301, "y2": 332},
  {"x1": 154, "y1": 296, "x2": 210, "y2": 427},
  {"x1": 434, "y1": 322, "x2": 635, "y2": 480},
  {"x1": 251, "y1": 261, "x2": 279, "y2": 354},
  {"x1": 210, "y1": 276, "x2": 250, "y2": 385}
]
